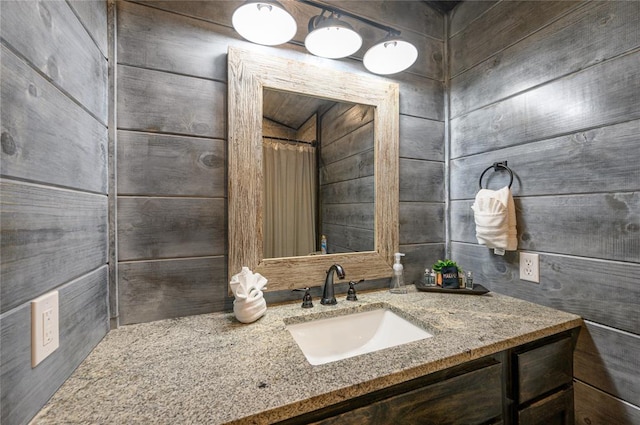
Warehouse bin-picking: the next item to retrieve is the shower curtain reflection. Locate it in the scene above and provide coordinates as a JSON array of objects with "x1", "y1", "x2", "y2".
[{"x1": 263, "y1": 139, "x2": 317, "y2": 258}]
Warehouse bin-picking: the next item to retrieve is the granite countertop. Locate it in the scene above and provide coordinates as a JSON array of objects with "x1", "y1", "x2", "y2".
[{"x1": 32, "y1": 286, "x2": 581, "y2": 424}]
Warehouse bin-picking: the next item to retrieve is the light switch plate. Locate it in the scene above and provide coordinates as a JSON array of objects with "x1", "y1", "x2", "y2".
[
  {"x1": 519, "y1": 252, "x2": 540, "y2": 283},
  {"x1": 32, "y1": 291, "x2": 59, "y2": 367}
]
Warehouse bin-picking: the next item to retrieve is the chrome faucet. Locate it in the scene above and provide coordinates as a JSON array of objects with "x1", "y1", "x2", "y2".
[{"x1": 320, "y1": 264, "x2": 345, "y2": 305}]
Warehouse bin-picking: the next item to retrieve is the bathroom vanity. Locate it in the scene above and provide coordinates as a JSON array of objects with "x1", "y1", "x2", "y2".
[
  {"x1": 31, "y1": 287, "x2": 581, "y2": 425},
  {"x1": 285, "y1": 330, "x2": 575, "y2": 425}
]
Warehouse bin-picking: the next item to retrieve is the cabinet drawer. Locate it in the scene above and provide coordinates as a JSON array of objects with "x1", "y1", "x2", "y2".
[
  {"x1": 310, "y1": 362, "x2": 503, "y2": 425},
  {"x1": 518, "y1": 387, "x2": 574, "y2": 425},
  {"x1": 516, "y1": 337, "x2": 573, "y2": 404}
]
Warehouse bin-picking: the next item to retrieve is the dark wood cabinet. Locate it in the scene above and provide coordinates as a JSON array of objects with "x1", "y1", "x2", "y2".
[
  {"x1": 309, "y1": 361, "x2": 503, "y2": 425},
  {"x1": 518, "y1": 388, "x2": 574, "y2": 425},
  {"x1": 512, "y1": 334, "x2": 575, "y2": 425},
  {"x1": 278, "y1": 329, "x2": 577, "y2": 425},
  {"x1": 515, "y1": 336, "x2": 573, "y2": 405}
]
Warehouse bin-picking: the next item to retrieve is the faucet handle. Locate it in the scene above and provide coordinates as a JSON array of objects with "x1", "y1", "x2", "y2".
[
  {"x1": 293, "y1": 288, "x2": 313, "y2": 308},
  {"x1": 346, "y1": 279, "x2": 364, "y2": 301}
]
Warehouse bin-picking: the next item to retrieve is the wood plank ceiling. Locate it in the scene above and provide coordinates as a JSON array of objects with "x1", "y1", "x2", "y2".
[
  {"x1": 263, "y1": 89, "x2": 337, "y2": 130},
  {"x1": 424, "y1": 1, "x2": 462, "y2": 14}
]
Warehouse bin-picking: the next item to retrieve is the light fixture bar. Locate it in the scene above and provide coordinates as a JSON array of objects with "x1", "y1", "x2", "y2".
[
  {"x1": 297, "y1": 0, "x2": 402, "y2": 37},
  {"x1": 231, "y1": 0, "x2": 418, "y2": 74}
]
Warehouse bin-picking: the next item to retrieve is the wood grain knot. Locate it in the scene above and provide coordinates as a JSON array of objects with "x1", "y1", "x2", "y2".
[
  {"x1": 38, "y1": 2, "x2": 52, "y2": 27},
  {"x1": 47, "y1": 56, "x2": 59, "y2": 80},
  {"x1": 28, "y1": 83, "x2": 39, "y2": 97},
  {"x1": 1, "y1": 132, "x2": 17, "y2": 155},
  {"x1": 199, "y1": 153, "x2": 219, "y2": 168},
  {"x1": 599, "y1": 14, "x2": 613, "y2": 27}
]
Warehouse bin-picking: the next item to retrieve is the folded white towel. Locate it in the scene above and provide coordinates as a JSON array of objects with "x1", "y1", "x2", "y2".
[
  {"x1": 471, "y1": 186, "x2": 517, "y2": 251},
  {"x1": 230, "y1": 267, "x2": 268, "y2": 323}
]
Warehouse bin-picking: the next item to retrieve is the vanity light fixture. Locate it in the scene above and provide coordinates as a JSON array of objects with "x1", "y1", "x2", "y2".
[
  {"x1": 363, "y1": 33, "x2": 419, "y2": 75},
  {"x1": 305, "y1": 12, "x2": 363, "y2": 59},
  {"x1": 231, "y1": 0, "x2": 297, "y2": 46},
  {"x1": 231, "y1": 0, "x2": 418, "y2": 74}
]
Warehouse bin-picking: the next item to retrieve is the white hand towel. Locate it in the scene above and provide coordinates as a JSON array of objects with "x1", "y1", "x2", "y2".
[
  {"x1": 230, "y1": 267, "x2": 268, "y2": 323},
  {"x1": 471, "y1": 186, "x2": 517, "y2": 251}
]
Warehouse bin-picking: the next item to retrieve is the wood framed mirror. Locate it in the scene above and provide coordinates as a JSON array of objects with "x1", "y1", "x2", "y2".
[{"x1": 228, "y1": 47, "x2": 399, "y2": 291}]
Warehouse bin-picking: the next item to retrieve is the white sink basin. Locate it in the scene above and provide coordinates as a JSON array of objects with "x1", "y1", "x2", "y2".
[{"x1": 286, "y1": 308, "x2": 433, "y2": 365}]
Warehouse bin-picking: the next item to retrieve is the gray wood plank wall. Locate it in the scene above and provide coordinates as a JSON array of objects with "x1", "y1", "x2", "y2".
[
  {"x1": 115, "y1": 0, "x2": 446, "y2": 324},
  {"x1": 0, "y1": 0, "x2": 108, "y2": 123},
  {"x1": 0, "y1": 1, "x2": 109, "y2": 424},
  {"x1": 320, "y1": 103, "x2": 375, "y2": 253},
  {"x1": 448, "y1": 0, "x2": 640, "y2": 422}
]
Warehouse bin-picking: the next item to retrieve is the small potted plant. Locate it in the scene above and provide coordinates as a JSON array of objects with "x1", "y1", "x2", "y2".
[{"x1": 432, "y1": 259, "x2": 462, "y2": 289}]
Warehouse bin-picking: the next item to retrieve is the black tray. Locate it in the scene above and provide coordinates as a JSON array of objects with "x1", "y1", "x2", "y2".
[{"x1": 413, "y1": 282, "x2": 490, "y2": 295}]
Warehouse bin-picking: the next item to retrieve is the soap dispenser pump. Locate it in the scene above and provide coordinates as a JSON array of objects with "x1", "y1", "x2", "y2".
[{"x1": 390, "y1": 252, "x2": 407, "y2": 294}]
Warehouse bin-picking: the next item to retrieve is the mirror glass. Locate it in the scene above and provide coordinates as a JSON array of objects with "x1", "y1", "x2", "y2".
[
  {"x1": 228, "y1": 47, "x2": 399, "y2": 292},
  {"x1": 262, "y1": 88, "x2": 375, "y2": 258}
]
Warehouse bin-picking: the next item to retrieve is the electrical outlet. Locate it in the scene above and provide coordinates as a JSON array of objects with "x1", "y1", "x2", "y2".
[
  {"x1": 519, "y1": 252, "x2": 540, "y2": 283},
  {"x1": 32, "y1": 291, "x2": 59, "y2": 367},
  {"x1": 43, "y1": 309, "x2": 54, "y2": 345}
]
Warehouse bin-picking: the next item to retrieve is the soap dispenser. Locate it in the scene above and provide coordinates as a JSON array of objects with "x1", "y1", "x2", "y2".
[{"x1": 390, "y1": 252, "x2": 407, "y2": 294}]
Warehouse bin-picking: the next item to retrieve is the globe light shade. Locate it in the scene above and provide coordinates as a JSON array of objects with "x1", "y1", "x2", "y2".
[
  {"x1": 305, "y1": 16, "x2": 363, "y2": 59},
  {"x1": 232, "y1": 1, "x2": 297, "y2": 46},
  {"x1": 363, "y1": 37, "x2": 418, "y2": 75}
]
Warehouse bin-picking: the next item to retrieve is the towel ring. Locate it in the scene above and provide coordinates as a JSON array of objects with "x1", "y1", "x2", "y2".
[{"x1": 479, "y1": 161, "x2": 513, "y2": 189}]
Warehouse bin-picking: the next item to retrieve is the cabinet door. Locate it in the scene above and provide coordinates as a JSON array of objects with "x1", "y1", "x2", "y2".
[
  {"x1": 518, "y1": 387, "x2": 573, "y2": 425},
  {"x1": 309, "y1": 362, "x2": 503, "y2": 425},
  {"x1": 515, "y1": 336, "x2": 573, "y2": 405}
]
